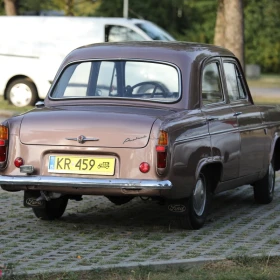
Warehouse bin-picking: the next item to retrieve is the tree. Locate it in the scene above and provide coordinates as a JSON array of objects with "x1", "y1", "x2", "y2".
[
  {"x1": 224, "y1": 0, "x2": 244, "y2": 67},
  {"x1": 214, "y1": 0, "x2": 244, "y2": 68},
  {"x1": 4, "y1": 0, "x2": 17, "y2": 15},
  {"x1": 65, "y1": 0, "x2": 74, "y2": 16},
  {"x1": 214, "y1": 0, "x2": 225, "y2": 47}
]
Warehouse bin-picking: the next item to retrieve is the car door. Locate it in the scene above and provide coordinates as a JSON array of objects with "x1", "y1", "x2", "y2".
[
  {"x1": 201, "y1": 59, "x2": 240, "y2": 181},
  {"x1": 222, "y1": 58, "x2": 267, "y2": 177}
]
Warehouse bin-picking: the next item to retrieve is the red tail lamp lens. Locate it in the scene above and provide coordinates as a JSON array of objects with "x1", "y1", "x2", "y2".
[
  {"x1": 0, "y1": 146, "x2": 6, "y2": 161},
  {"x1": 0, "y1": 125, "x2": 8, "y2": 162},
  {"x1": 14, "y1": 157, "x2": 24, "y2": 168},
  {"x1": 139, "y1": 162, "x2": 150, "y2": 173},
  {"x1": 157, "y1": 130, "x2": 168, "y2": 169},
  {"x1": 157, "y1": 152, "x2": 167, "y2": 168},
  {"x1": 156, "y1": 145, "x2": 166, "y2": 152}
]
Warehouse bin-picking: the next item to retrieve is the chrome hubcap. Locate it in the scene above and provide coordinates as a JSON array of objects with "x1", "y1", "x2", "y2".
[
  {"x1": 193, "y1": 176, "x2": 206, "y2": 216},
  {"x1": 10, "y1": 83, "x2": 32, "y2": 107},
  {"x1": 268, "y1": 163, "x2": 275, "y2": 193}
]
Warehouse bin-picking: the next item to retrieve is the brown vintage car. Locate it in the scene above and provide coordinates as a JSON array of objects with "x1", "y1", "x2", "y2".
[{"x1": 0, "y1": 41, "x2": 279, "y2": 229}]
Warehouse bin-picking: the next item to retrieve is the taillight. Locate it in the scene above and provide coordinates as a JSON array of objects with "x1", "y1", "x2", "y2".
[
  {"x1": 0, "y1": 125, "x2": 8, "y2": 164},
  {"x1": 156, "y1": 130, "x2": 168, "y2": 172}
]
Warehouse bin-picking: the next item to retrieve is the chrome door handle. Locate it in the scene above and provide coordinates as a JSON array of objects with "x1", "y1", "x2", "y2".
[{"x1": 233, "y1": 112, "x2": 242, "y2": 116}]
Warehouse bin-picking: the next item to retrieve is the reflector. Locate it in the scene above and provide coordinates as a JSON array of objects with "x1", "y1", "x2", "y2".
[
  {"x1": 14, "y1": 157, "x2": 24, "y2": 168},
  {"x1": 139, "y1": 162, "x2": 150, "y2": 173}
]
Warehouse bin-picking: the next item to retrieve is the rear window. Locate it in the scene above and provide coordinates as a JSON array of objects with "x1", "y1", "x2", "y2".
[{"x1": 50, "y1": 60, "x2": 180, "y2": 103}]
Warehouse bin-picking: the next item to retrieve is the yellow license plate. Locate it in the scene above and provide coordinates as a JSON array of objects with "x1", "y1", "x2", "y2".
[{"x1": 48, "y1": 156, "x2": 115, "y2": 175}]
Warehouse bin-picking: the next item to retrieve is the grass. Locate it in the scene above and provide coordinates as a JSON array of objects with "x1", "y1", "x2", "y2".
[
  {"x1": 247, "y1": 74, "x2": 280, "y2": 88},
  {"x1": 0, "y1": 99, "x2": 33, "y2": 114},
  {"x1": 253, "y1": 96, "x2": 280, "y2": 105},
  {"x1": 3, "y1": 256, "x2": 280, "y2": 280}
]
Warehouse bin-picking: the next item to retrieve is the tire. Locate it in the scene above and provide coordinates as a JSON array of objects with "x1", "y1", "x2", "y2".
[
  {"x1": 32, "y1": 197, "x2": 68, "y2": 220},
  {"x1": 6, "y1": 78, "x2": 38, "y2": 107},
  {"x1": 106, "y1": 196, "x2": 134, "y2": 205},
  {"x1": 253, "y1": 161, "x2": 275, "y2": 204},
  {"x1": 180, "y1": 173, "x2": 211, "y2": 230}
]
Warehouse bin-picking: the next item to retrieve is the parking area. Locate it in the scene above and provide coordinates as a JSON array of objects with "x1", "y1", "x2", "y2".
[{"x1": 1, "y1": 177, "x2": 280, "y2": 275}]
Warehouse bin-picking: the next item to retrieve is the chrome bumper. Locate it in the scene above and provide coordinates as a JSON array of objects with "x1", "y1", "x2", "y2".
[{"x1": 0, "y1": 175, "x2": 172, "y2": 190}]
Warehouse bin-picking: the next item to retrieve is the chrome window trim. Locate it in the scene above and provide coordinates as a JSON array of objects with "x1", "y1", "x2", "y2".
[
  {"x1": 201, "y1": 58, "x2": 226, "y2": 108},
  {"x1": 48, "y1": 58, "x2": 182, "y2": 104},
  {"x1": 222, "y1": 59, "x2": 250, "y2": 104}
]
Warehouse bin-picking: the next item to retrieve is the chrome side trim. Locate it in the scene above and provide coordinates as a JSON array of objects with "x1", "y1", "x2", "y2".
[{"x1": 0, "y1": 176, "x2": 172, "y2": 190}]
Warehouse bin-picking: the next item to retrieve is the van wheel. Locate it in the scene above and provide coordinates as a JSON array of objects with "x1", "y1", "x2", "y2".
[
  {"x1": 7, "y1": 78, "x2": 38, "y2": 107},
  {"x1": 180, "y1": 173, "x2": 211, "y2": 230},
  {"x1": 32, "y1": 197, "x2": 68, "y2": 220},
  {"x1": 253, "y1": 161, "x2": 275, "y2": 204}
]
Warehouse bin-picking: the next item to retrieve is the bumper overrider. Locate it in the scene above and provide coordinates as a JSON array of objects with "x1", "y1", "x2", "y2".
[{"x1": 0, "y1": 175, "x2": 172, "y2": 196}]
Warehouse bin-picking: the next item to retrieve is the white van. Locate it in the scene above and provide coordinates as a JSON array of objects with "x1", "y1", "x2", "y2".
[{"x1": 0, "y1": 16, "x2": 175, "y2": 107}]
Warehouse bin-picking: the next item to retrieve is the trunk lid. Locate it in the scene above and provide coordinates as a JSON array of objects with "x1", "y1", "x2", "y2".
[{"x1": 20, "y1": 106, "x2": 174, "y2": 148}]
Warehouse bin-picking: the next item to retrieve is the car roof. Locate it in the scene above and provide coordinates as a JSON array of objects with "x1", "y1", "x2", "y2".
[{"x1": 61, "y1": 41, "x2": 235, "y2": 68}]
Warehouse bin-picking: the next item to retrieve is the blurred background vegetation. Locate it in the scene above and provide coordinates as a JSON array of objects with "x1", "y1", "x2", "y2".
[{"x1": 0, "y1": 0, "x2": 280, "y2": 73}]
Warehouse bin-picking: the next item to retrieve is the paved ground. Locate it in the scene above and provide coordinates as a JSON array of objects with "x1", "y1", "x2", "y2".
[
  {"x1": 1, "y1": 177, "x2": 280, "y2": 275},
  {"x1": 1, "y1": 91, "x2": 280, "y2": 276}
]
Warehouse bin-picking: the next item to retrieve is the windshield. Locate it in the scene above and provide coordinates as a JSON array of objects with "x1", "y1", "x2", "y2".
[
  {"x1": 135, "y1": 22, "x2": 175, "y2": 41},
  {"x1": 50, "y1": 60, "x2": 180, "y2": 103}
]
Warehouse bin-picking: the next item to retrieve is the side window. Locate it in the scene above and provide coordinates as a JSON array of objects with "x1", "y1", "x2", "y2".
[
  {"x1": 224, "y1": 62, "x2": 246, "y2": 101},
  {"x1": 105, "y1": 25, "x2": 144, "y2": 42},
  {"x1": 202, "y1": 62, "x2": 223, "y2": 105}
]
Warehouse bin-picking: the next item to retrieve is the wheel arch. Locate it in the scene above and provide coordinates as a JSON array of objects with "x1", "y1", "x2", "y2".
[
  {"x1": 272, "y1": 135, "x2": 280, "y2": 171},
  {"x1": 4, "y1": 75, "x2": 37, "y2": 100},
  {"x1": 196, "y1": 161, "x2": 223, "y2": 193}
]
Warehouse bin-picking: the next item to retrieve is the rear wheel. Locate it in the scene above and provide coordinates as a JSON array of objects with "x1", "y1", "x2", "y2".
[
  {"x1": 6, "y1": 78, "x2": 38, "y2": 107},
  {"x1": 106, "y1": 196, "x2": 134, "y2": 205},
  {"x1": 180, "y1": 173, "x2": 211, "y2": 230},
  {"x1": 253, "y1": 161, "x2": 275, "y2": 204},
  {"x1": 32, "y1": 197, "x2": 68, "y2": 220}
]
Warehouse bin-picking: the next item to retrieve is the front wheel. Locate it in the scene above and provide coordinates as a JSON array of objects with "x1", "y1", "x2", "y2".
[
  {"x1": 6, "y1": 78, "x2": 38, "y2": 107},
  {"x1": 32, "y1": 197, "x2": 68, "y2": 220},
  {"x1": 180, "y1": 174, "x2": 211, "y2": 230},
  {"x1": 253, "y1": 161, "x2": 275, "y2": 204}
]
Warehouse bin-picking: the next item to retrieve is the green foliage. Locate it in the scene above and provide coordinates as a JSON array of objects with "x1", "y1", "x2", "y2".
[
  {"x1": 244, "y1": 0, "x2": 280, "y2": 72},
  {"x1": 176, "y1": 0, "x2": 217, "y2": 43},
  {"x1": 17, "y1": 0, "x2": 64, "y2": 14},
  {"x1": 0, "y1": 0, "x2": 5, "y2": 15}
]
